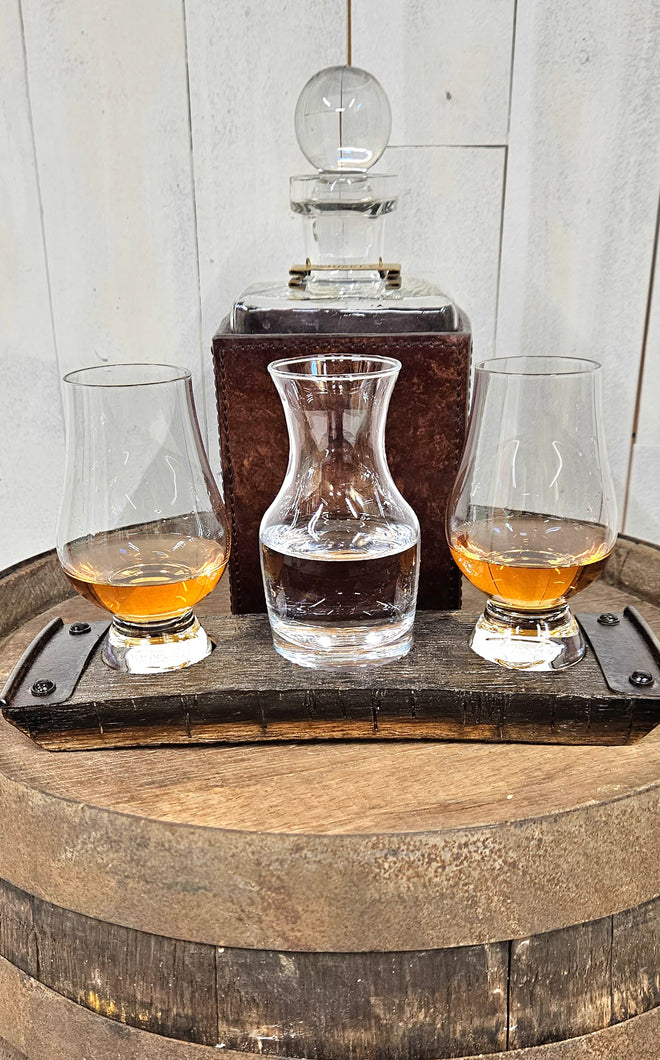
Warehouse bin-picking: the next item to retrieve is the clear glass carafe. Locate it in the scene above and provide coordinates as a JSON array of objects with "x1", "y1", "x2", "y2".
[
  {"x1": 260, "y1": 355, "x2": 420, "y2": 669},
  {"x1": 446, "y1": 356, "x2": 618, "y2": 670},
  {"x1": 57, "y1": 363, "x2": 230, "y2": 673}
]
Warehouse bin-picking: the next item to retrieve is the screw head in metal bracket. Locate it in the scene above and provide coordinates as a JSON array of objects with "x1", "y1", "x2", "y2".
[
  {"x1": 31, "y1": 678, "x2": 56, "y2": 697},
  {"x1": 598, "y1": 613, "x2": 620, "y2": 626},
  {"x1": 629, "y1": 670, "x2": 654, "y2": 688},
  {"x1": 69, "y1": 622, "x2": 92, "y2": 636}
]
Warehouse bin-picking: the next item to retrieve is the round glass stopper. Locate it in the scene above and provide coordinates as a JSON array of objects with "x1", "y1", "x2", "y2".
[{"x1": 295, "y1": 65, "x2": 391, "y2": 173}]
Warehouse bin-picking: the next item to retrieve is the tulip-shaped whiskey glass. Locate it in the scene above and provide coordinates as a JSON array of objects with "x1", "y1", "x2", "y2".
[
  {"x1": 446, "y1": 357, "x2": 617, "y2": 670},
  {"x1": 260, "y1": 355, "x2": 420, "y2": 669},
  {"x1": 57, "y1": 364, "x2": 230, "y2": 673}
]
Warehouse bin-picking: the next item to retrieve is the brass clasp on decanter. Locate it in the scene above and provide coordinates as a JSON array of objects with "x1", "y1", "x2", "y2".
[{"x1": 288, "y1": 258, "x2": 401, "y2": 290}]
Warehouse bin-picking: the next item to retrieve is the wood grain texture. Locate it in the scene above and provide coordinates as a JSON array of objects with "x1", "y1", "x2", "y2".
[
  {"x1": 0, "y1": 955, "x2": 659, "y2": 1060},
  {"x1": 0, "y1": 876, "x2": 218, "y2": 1043},
  {"x1": 32, "y1": 902, "x2": 218, "y2": 1045},
  {"x1": 0, "y1": 552, "x2": 75, "y2": 641},
  {"x1": 601, "y1": 537, "x2": 660, "y2": 606},
  {"x1": 184, "y1": 0, "x2": 346, "y2": 479},
  {"x1": 4, "y1": 610, "x2": 658, "y2": 751},
  {"x1": 0, "y1": 0, "x2": 65, "y2": 570},
  {"x1": 612, "y1": 898, "x2": 660, "y2": 1022},
  {"x1": 20, "y1": 0, "x2": 205, "y2": 414},
  {"x1": 0, "y1": 874, "x2": 657, "y2": 1057},
  {"x1": 0, "y1": 956, "x2": 228, "y2": 1060},
  {"x1": 216, "y1": 944, "x2": 509, "y2": 1059},
  {"x1": 0, "y1": 542, "x2": 657, "y2": 953},
  {"x1": 509, "y1": 920, "x2": 612, "y2": 1049},
  {"x1": 496, "y1": 0, "x2": 660, "y2": 509},
  {"x1": 351, "y1": 0, "x2": 515, "y2": 146},
  {"x1": 0, "y1": 1039, "x2": 27, "y2": 1060},
  {"x1": 0, "y1": 881, "x2": 37, "y2": 980}
]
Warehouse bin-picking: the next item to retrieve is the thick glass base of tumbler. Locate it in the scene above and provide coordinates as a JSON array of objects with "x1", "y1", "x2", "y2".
[
  {"x1": 102, "y1": 611, "x2": 212, "y2": 674},
  {"x1": 268, "y1": 612, "x2": 415, "y2": 670},
  {"x1": 469, "y1": 601, "x2": 585, "y2": 671}
]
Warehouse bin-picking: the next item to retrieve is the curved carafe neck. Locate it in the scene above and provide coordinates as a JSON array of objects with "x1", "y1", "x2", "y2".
[{"x1": 273, "y1": 371, "x2": 395, "y2": 519}]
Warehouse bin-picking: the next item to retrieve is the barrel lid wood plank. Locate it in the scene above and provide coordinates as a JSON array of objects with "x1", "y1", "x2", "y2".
[{"x1": 0, "y1": 537, "x2": 658, "y2": 1058}]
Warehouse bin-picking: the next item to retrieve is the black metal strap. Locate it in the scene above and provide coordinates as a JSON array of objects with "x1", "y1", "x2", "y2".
[
  {"x1": 578, "y1": 607, "x2": 660, "y2": 698},
  {"x1": 1, "y1": 618, "x2": 109, "y2": 709}
]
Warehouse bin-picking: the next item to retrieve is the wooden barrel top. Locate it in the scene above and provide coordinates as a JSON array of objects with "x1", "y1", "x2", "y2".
[{"x1": 0, "y1": 537, "x2": 658, "y2": 952}]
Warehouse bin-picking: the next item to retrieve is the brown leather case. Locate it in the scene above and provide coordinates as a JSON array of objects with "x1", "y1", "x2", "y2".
[{"x1": 212, "y1": 318, "x2": 471, "y2": 613}]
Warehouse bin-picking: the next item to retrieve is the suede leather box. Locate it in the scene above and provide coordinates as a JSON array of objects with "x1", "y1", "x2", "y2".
[{"x1": 212, "y1": 318, "x2": 471, "y2": 614}]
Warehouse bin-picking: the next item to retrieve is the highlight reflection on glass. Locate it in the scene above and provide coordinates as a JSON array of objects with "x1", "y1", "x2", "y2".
[
  {"x1": 446, "y1": 357, "x2": 617, "y2": 670},
  {"x1": 57, "y1": 364, "x2": 230, "y2": 673}
]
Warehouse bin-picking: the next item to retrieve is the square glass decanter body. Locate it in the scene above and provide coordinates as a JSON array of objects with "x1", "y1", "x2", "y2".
[{"x1": 230, "y1": 278, "x2": 460, "y2": 335}]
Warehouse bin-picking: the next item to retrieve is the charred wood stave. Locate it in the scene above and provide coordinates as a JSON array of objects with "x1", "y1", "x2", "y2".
[{"x1": 0, "y1": 877, "x2": 658, "y2": 1057}]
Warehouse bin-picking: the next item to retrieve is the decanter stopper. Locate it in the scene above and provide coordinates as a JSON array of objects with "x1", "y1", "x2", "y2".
[
  {"x1": 290, "y1": 66, "x2": 398, "y2": 294},
  {"x1": 294, "y1": 65, "x2": 392, "y2": 173}
]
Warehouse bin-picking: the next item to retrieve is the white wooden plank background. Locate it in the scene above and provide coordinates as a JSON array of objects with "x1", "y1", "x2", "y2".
[
  {"x1": 352, "y1": 0, "x2": 515, "y2": 146},
  {"x1": 184, "y1": 0, "x2": 346, "y2": 478},
  {"x1": 352, "y1": 0, "x2": 511, "y2": 380},
  {"x1": 386, "y1": 145, "x2": 505, "y2": 362},
  {"x1": 20, "y1": 0, "x2": 204, "y2": 404},
  {"x1": 496, "y1": 0, "x2": 660, "y2": 516},
  {"x1": 625, "y1": 208, "x2": 660, "y2": 542},
  {"x1": 0, "y1": 0, "x2": 65, "y2": 567},
  {"x1": 1, "y1": 0, "x2": 659, "y2": 571}
]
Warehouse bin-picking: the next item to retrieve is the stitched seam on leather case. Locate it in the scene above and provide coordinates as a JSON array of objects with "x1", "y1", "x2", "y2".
[
  {"x1": 215, "y1": 345, "x2": 242, "y2": 613},
  {"x1": 452, "y1": 334, "x2": 468, "y2": 609}
]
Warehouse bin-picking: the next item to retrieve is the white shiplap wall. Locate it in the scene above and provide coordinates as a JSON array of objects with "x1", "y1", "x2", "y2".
[
  {"x1": 625, "y1": 220, "x2": 660, "y2": 542},
  {"x1": 184, "y1": 0, "x2": 346, "y2": 476},
  {"x1": 1, "y1": 0, "x2": 659, "y2": 569},
  {"x1": 1, "y1": 0, "x2": 64, "y2": 563},
  {"x1": 20, "y1": 0, "x2": 205, "y2": 402},
  {"x1": 352, "y1": 0, "x2": 515, "y2": 146},
  {"x1": 352, "y1": 0, "x2": 515, "y2": 364},
  {"x1": 496, "y1": 0, "x2": 660, "y2": 517}
]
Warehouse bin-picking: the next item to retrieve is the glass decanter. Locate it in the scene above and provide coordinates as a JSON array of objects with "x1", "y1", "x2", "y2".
[
  {"x1": 260, "y1": 354, "x2": 420, "y2": 669},
  {"x1": 446, "y1": 356, "x2": 618, "y2": 670},
  {"x1": 57, "y1": 363, "x2": 230, "y2": 673},
  {"x1": 230, "y1": 64, "x2": 458, "y2": 335}
]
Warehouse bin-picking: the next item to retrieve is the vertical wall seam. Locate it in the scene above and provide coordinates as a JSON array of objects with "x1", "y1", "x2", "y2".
[
  {"x1": 492, "y1": 144, "x2": 509, "y2": 357},
  {"x1": 17, "y1": 0, "x2": 62, "y2": 419},
  {"x1": 621, "y1": 187, "x2": 660, "y2": 531},
  {"x1": 493, "y1": 0, "x2": 518, "y2": 357},
  {"x1": 347, "y1": 0, "x2": 352, "y2": 66},
  {"x1": 505, "y1": 0, "x2": 519, "y2": 141},
  {"x1": 181, "y1": 0, "x2": 208, "y2": 441}
]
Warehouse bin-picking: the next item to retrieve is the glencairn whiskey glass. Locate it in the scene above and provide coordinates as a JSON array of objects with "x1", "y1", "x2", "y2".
[
  {"x1": 446, "y1": 357, "x2": 617, "y2": 670},
  {"x1": 57, "y1": 364, "x2": 230, "y2": 673}
]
